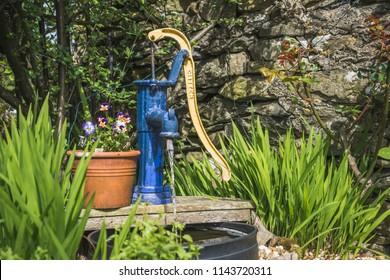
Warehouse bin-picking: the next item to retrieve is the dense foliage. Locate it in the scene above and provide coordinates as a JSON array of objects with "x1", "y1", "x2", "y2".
[
  {"x1": 173, "y1": 118, "x2": 390, "y2": 258},
  {"x1": 0, "y1": 0, "x2": 161, "y2": 146},
  {"x1": 0, "y1": 98, "x2": 93, "y2": 259}
]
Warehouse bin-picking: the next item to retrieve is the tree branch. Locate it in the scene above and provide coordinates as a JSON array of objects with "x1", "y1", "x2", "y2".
[
  {"x1": 361, "y1": 59, "x2": 390, "y2": 196},
  {"x1": 0, "y1": 8, "x2": 35, "y2": 106},
  {"x1": 190, "y1": 23, "x2": 217, "y2": 44},
  {"x1": 189, "y1": 2, "x2": 228, "y2": 44},
  {"x1": 0, "y1": 1, "x2": 8, "y2": 14},
  {"x1": 303, "y1": 83, "x2": 370, "y2": 188},
  {"x1": 55, "y1": 0, "x2": 69, "y2": 135},
  {"x1": 303, "y1": 83, "x2": 338, "y2": 142},
  {"x1": 0, "y1": 85, "x2": 28, "y2": 114},
  {"x1": 14, "y1": 1, "x2": 45, "y2": 101}
]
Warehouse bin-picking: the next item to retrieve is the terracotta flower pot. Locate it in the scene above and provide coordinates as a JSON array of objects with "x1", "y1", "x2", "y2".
[{"x1": 68, "y1": 150, "x2": 140, "y2": 209}]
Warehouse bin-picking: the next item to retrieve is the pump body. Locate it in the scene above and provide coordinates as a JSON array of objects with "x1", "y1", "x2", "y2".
[{"x1": 131, "y1": 50, "x2": 188, "y2": 204}]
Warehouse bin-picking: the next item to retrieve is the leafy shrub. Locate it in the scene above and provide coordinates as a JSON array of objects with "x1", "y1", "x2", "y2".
[
  {"x1": 173, "y1": 117, "x2": 390, "y2": 258},
  {"x1": 93, "y1": 199, "x2": 200, "y2": 260},
  {"x1": 112, "y1": 219, "x2": 200, "y2": 260},
  {"x1": 0, "y1": 248, "x2": 22, "y2": 260},
  {"x1": 0, "y1": 98, "x2": 92, "y2": 259}
]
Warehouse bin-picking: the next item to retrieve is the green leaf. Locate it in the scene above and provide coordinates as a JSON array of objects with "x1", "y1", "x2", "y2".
[
  {"x1": 378, "y1": 147, "x2": 390, "y2": 160},
  {"x1": 301, "y1": 77, "x2": 315, "y2": 84},
  {"x1": 124, "y1": 47, "x2": 133, "y2": 59},
  {"x1": 282, "y1": 76, "x2": 301, "y2": 83},
  {"x1": 370, "y1": 72, "x2": 379, "y2": 81}
]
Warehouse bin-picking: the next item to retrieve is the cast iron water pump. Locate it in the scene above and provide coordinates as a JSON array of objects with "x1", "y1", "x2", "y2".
[{"x1": 132, "y1": 28, "x2": 231, "y2": 205}]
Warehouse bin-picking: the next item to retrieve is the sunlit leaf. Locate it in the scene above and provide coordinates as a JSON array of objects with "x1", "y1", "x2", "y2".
[{"x1": 378, "y1": 147, "x2": 390, "y2": 160}]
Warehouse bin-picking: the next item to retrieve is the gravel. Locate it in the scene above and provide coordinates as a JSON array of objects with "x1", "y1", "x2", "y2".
[{"x1": 258, "y1": 244, "x2": 387, "y2": 260}]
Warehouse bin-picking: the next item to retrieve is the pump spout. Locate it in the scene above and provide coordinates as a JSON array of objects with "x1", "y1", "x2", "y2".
[
  {"x1": 161, "y1": 108, "x2": 180, "y2": 139},
  {"x1": 146, "y1": 108, "x2": 179, "y2": 139}
]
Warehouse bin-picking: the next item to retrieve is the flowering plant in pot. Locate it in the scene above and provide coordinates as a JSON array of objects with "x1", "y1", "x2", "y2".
[
  {"x1": 69, "y1": 101, "x2": 140, "y2": 209},
  {"x1": 78, "y1": 102, "x2": 134, "y2": 152}
]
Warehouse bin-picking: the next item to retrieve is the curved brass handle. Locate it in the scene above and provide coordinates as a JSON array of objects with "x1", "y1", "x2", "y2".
[{"x1": 149, "y1": 28, "x2": 231, "y2": 181}]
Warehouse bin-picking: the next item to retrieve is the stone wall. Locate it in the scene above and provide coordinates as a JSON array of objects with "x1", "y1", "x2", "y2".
[
  {"x1": 132, "y1": 0, "x2": 390, "y2": 252},
  {"x1": 160, "y1": 0, "x2": 389, "y2": 157}
]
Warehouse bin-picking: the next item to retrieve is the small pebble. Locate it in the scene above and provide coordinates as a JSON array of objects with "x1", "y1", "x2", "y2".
[{"x1": 258, "y1": 244, "x2": 381, "y2": 260}]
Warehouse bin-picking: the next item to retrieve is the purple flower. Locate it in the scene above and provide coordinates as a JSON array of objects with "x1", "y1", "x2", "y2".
[
  {"x1": 123, "y1": 113, "x2": 131, "y2": 124},
  {"x1": 78, "y1": 102, "x2": 133, "y2": 151},
  {"x1": 97, "y1": 116, "x2": 108, "y2": 127},
  {"x1": 82, "y1": 121, "x2": 96, "y2": 136},
  {"x1": 117, "y1": 112, "x2": 131, "y2": 124},
  {"x1": 99, "y1": 102, "x2": 110, "y2": 111}
]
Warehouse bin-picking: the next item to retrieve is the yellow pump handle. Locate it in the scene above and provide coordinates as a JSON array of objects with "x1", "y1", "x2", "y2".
[{"x1": 148, "y1": 28, "x2": 231, "y2": 181}]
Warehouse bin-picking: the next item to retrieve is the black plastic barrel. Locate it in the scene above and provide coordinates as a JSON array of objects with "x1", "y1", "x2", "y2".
[
  {"x1": 87, "y1": 221, "x2": 258, "y2": 260},
  {"x1": 183, "y1": 222, "x2": 259, "y2": 260},
  {"x1": 87, "y1": 229, "x2": 116, "y2": 259}
]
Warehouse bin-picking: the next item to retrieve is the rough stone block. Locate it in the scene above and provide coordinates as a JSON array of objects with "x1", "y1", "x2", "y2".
[
  {"x1": 219, "y1": 76, "x2": 280, "y2": 101},
  {"x1": 239, "y1": 0, "x2": 274, "y2": 12}
]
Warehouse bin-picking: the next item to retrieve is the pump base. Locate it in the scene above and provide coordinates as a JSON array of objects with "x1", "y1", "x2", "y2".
[{"x1": 132, "y1": 185, "x2": 172, "y2": 204}]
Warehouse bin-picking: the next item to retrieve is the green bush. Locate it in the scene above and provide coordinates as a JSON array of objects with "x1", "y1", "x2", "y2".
[
  {"x1": 174, "y1": 117, "x2": 390, "y2": 258},
  {"x1": 0, "y1": 98, "x2": 92, "y2": 259},
  {"x1": 93, "y1": 199, "x2": 200, "y2": 260}
]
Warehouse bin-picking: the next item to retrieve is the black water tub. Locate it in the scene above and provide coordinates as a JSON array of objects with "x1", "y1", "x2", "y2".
[
  {"x1": 87, "y1": 221, "x2": 258, "y2": 260},
  {"x1": 181, "y1": 222, "x2": 259, "y2": 260}
]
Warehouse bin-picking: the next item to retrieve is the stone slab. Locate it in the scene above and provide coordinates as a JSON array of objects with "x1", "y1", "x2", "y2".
[{"x1": 83, "y1": 196, "x2": 256, "y2": 231}]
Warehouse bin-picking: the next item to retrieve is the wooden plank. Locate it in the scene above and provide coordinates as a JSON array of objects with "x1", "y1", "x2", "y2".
[
  {"x1": 85, "y1": 196, "x2": 254, "y2": 217},
  {"x1": 83, "y1": 196, "x2": 256, "y2": 231},
  {"x1": 85, "y1": 214, "x2": 162, "y2": 231},
  {"x1": 85, "y1": 209, "x2": 253, "y2": 231},
  {"x1": 165, "y1": 209, "x2": 253, "y2": 225}
]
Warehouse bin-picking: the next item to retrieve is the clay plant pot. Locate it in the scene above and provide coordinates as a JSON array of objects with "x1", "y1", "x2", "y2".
[{"x1": 68, "y1": 150, "x2": 140, "y2": 209}]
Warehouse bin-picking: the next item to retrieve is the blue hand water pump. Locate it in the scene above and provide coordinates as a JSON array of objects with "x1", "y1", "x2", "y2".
[
  {"x1": 131, "y1": 46, "x2": 188, "y2": 204},
  {"x1": 132, "y1": 28, "x2": 231, "y2": 205}
]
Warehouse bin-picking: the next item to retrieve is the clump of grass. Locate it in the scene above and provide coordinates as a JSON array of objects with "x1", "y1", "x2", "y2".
[
  {"x1": 0, "y1": 98, "x2": 92, "y2": 259},
  {"x1": 173, "y1": 117, "x2": 390, "y2": 258}
]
